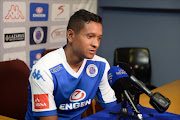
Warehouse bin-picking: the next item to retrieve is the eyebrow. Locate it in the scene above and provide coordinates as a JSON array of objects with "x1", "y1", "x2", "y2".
[{"x1": 87, "y1": 33, "x2": 103, "y2": 36}]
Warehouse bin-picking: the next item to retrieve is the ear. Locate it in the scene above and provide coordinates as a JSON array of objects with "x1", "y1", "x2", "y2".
[{"x1": 67, "y1": 29, "x2": 74, "y2": 43}]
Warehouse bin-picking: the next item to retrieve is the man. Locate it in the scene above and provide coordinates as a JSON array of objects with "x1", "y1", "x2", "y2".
[{"x1": 25, "y1": 9, "x2": 116, "y2": 120}]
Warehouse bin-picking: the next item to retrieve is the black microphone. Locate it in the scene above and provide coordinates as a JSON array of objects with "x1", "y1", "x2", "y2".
[
  {"x1": 117, "y1": 62, "x2": 171, "y2": 113},
  {"x1": 108, "y1": 66, "x2": 143, "y2": 120},
  {"x1": 108, "y1": 66, "x2": 131, "y2": 91}
]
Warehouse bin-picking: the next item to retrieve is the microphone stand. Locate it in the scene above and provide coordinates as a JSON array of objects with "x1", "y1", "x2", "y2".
[
  {"x1": 110, "y1": 90, "x2": 143, "y2": 120},
  {"x1": 134, "y1": 91, "x2": 154, "y2": 117}
]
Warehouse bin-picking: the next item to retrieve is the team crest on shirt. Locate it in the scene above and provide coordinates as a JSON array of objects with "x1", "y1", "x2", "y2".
[{"x1": 86, "y1": 64, "x2": 98, "y2": 77}]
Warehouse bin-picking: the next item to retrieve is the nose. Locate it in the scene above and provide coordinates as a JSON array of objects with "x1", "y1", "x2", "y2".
[{"x1": 92, "y1": 38, "x2": 100, "y2": 48}]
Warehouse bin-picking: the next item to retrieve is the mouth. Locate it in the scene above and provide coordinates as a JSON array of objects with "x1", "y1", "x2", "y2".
[{"x1": 89, "y1": 50, "x2": 96, "y2": 54}]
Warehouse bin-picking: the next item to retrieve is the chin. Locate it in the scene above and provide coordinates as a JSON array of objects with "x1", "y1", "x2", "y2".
[{"x1": 86, "y1": 55, "x2": 95, "y2": 59}]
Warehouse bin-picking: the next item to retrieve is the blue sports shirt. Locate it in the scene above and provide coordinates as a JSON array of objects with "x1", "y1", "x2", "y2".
[{"x1": 25, "y1": 47, "x2": 116, "y2": 120}]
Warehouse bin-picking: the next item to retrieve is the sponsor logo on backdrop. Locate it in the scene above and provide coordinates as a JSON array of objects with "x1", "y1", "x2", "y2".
[
  {"x1": 5, "y1": 33, "x2": 25, "y2": 42},
  {"x1": 3, "y1": 51, "x2": 26, "y2": 63},
  {"x1": 50, "y1": 25, "x2": 66, "y2": 43},
  {"x1": 57, "y1": 5, "x2": 65, "y2": 16},
  {"x1": 51, "y1": 4, "x2": 70, "y2": 21},
  {"x1": 3, "y1": 27, "x2": 26, "y2": 48},
  {"x1": 33, "y1": 27, "x2": 44, "y2": 44},
  {"x1": 34, "y1": 94, "x2": 49, "y2": 109},
  {"x1": 30, "y1": 3, "x2": 49, "y2": 21},
  {"x1": 30, "y1": 27, "x2": 47, "y2": 45},
  {"x1": 3, "y1": 2, "x2": 26, "y2": 22},
  {"x1": 30, "y1": 48, "x2": 45, "y2": 68}
]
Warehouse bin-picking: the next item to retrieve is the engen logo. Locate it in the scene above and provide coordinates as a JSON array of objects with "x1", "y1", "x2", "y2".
[
  {"x1": 34, "y1": 94, "x2": 49, "y2": 109},
  {"x1": 36, "y1": 7, "x2": 43, "y2": 14},
  {"x1": 30, "y1": 3, "x2": 49, "y2": 21},
  {"x1": 30, "y1": 48, "x2": 45, "y2": 68},
  {"x1": 3, "y1": 2, "x2": 26, "y2": 22},
  {"x1": 59, "y1": 89, "x2": 91, "y2": 110},
  {"x1": 36, "y1": 53, "x2": 42, "y2": 59},
  {"x1": 70, "y1": 89, "x2": 86, "y2": 102}
]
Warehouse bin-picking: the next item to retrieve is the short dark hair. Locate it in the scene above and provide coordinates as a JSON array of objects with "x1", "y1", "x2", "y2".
[{"x1": 67, "y1": 9, "x2": 102, "y2": 34}]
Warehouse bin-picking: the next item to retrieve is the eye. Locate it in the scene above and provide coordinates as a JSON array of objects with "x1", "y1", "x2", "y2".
[
  {"x1": 98, "y1": 36, "x2": 102, "y2": 41},
  {"x1": 87, "y1": 35, "x2": 93, "y2": 39}
]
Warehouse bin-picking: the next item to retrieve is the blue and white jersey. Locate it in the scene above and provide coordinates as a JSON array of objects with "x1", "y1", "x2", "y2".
[{"x1": 25, "y1": 47, "x2": 116, "y2": 120}]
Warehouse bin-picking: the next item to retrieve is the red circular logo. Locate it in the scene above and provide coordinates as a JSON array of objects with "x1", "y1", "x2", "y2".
[
  {"x1": 70, "y1": 89, "x2": 86, "y2": 102},
  {"x1": 36, "y1": 7, "x2": 43, "y2": 14},
  {"x1": 36, "y1": 53, "x2": 41, "y2": 60}
]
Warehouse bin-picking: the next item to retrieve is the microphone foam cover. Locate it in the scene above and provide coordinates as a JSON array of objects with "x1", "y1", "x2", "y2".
[
  {"x1": 116, "y1": 62, "x2": 135, "y2": 76},
  {"x1": 108, "y1": 66, "x2": 131, "y2": 90},
  {"x1": 108, "y1": 66, "x2": 129, "y2": 86}
]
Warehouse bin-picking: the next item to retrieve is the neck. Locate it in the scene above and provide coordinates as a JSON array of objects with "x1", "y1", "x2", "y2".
[{"x1": 64, "y1": 45, "x2": 84, "y2": 72}]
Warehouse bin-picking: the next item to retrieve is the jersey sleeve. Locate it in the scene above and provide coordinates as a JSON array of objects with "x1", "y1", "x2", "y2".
[
  {"x1": 29, "y1": 64, "x2": 57, "y2": 117},
  {"x1": 96, "y1": 59, "x2": 117, "y2": 108}
]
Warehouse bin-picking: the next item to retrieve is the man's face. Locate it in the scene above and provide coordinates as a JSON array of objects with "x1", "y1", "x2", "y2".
[{"x1": 71, "y1": 21, "x2": 103, "y2": 59}]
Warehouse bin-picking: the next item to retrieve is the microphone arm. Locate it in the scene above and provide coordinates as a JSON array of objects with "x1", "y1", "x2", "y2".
[
  {"x1": 130, "y1": 75, "x2": 171, "y2": 113},
  {"x1": 130, "y1": 75, "x2": 152, "y2": 97}
]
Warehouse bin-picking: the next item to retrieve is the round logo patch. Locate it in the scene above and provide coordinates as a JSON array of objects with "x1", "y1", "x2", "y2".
[
  {"x1": 70, "y1": 89, "x2": 86, "y2": 102},
  {"x1": 36, "y1": 53, "x2": 41, "y2": 60},
  {"x1": 33, "y1": 27, "x2": 44, "y2": 44},
  {"x1": 36, "y1": 7, "x2": 43, "y2": 14},
  {"x1": 86, "y1": 64, "x2": 98, "y2": 77}
]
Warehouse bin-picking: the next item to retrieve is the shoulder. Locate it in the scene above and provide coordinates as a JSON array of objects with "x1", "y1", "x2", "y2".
[
  {"x1": 34, "y1": 48, "x2": 63, "y2": 70},
  {"x1": 92, "y1": 55, "x2": 110, "y2": 67},
  {"x1": 92, "y1": 55, "x2": 109, "y2": 64}
]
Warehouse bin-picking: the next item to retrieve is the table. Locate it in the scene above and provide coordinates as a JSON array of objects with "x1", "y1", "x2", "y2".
[
  {"x1": 140, "y1": 80, "x2": 180, "y2": 115},
  {"x1": 0, "y1": 115, "x2": 16, "y2": 120},
  {"x1": 82, "y1": 80, "x2": 180, "y2": 120},
  {"x1": 81, "y1": 103, "x2": 180, "y2": 120}
]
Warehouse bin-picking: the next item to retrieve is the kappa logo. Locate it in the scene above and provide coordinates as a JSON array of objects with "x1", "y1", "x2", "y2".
[
  {"x1": 32, "y1": 69, "x2": 45, "y2": 81},
  {"x1": 34, "y1": 94, "x2": 49, "y2": 109},
  {"x1": 86, "y1": 64, "x2": 98, "y2": 77},
  {"x1": 5, "y1": 5, "x2": 25, "y2": 20},
  {"x1": 70, "y1": 89, "x2": 86, "y2": 102}
]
